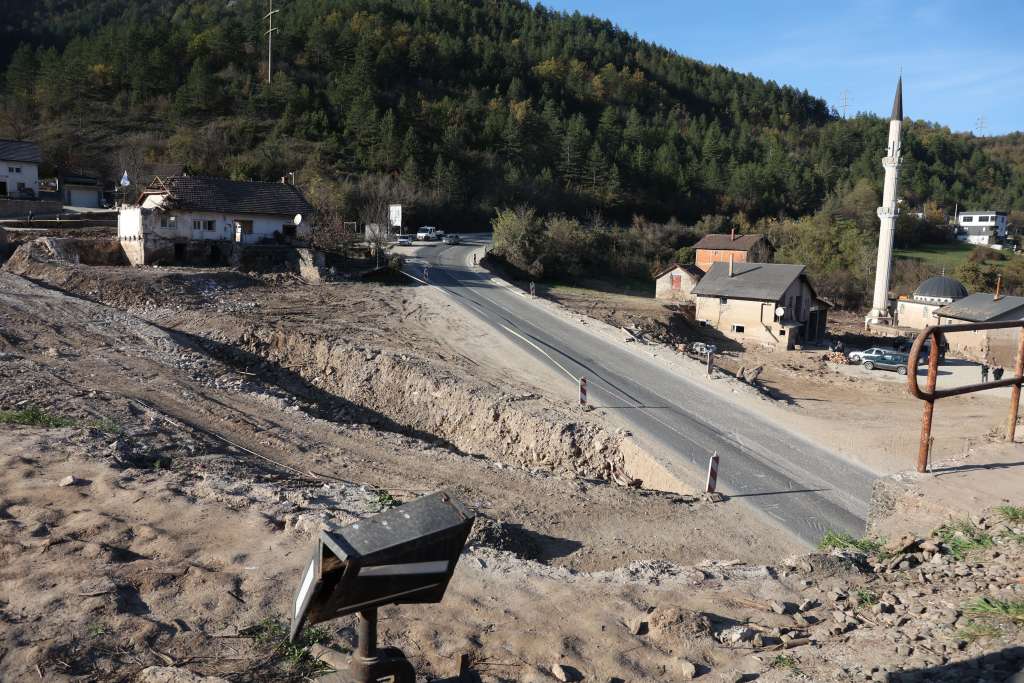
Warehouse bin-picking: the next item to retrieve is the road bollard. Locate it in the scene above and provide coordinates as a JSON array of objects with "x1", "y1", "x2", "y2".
[
  {"x1": 579, "y1": 376, "x2": 587, "y2": 407},
  {"x1": 705, "y1": 452, "x2": 719, "y2": 493}
]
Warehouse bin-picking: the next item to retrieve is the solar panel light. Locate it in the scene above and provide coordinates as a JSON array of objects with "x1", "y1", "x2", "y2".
[{"x1": 290, "y1": 490, "x2": 475, "y2": 683}]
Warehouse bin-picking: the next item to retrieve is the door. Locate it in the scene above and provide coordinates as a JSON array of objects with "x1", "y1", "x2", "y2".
[
  {"x1": 0, "y1": 181, "x2": 6, "y2": 196},
  {"x1": 670, "y1": 274, "x2": 681, "y2": 290}
]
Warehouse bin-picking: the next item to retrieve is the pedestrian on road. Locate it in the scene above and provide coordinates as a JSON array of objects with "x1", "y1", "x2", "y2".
[
  {"x1": 473, "y1": 254, "x2": 477, "y2": 266},
  {"x1": 981, "y1": 363, "x2": 989, "y2": 382},
  {"x1": 994, "y1": 366, "x2": 1005, "y2": 381},
  {"x1": 529, "y1": 281, "x2": 536, "y2": 297}
]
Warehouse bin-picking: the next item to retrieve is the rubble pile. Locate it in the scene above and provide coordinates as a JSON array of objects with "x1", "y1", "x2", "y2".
[{"x1": 827, "y1": 351, "x2": 851, "y2": 365}]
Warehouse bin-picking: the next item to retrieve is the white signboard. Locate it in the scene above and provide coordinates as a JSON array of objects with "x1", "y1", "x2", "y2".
[{"x1": 388, "y1": 204, "x2": 402, "y2": 228}]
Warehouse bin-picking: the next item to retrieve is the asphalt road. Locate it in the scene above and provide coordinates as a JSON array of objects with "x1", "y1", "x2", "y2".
[{"x1": 405, "y1": 236, "x2": 875, "y2": 545}]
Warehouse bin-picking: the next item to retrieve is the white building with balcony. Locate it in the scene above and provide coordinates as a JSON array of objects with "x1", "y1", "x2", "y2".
[
  {"x1": 0, "y1": 139, "x2": 41, "y2": 198},
  {"x1": 118, "y1": 174, "x2": 313, "y2": 265},
  {"x1": 956, "y1": 211, "x2": 1008, "y2": 247}
]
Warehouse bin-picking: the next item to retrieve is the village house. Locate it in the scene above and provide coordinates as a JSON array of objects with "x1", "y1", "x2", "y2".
[
  {"x1": 60, "y1": 173, "x2": 103, "y2": 208},
  {"x1": 955, "y1": 211, "x2": 1008, "y2": 247},
  {"x1": 935, "y1": 292, "x2": 1024, "y2": 366},
  {"x1": 895, "y1": 275, "x2": 967, "y2": 330},
  {"x1": 692, "y1": 231, "x2": 773, "y2": 273},
  {"x1": 0, "y1": 139, "x2": 40, "y2": 198},
  {"x1": 653, "y1": 262, "x2": 703, "y2": 303},
  {"x1": 118, "y1": 174, "x2": 313, "y2": 266},
  {"x1": 692, "y1": 260, "x2": 828, "y2": 349}
]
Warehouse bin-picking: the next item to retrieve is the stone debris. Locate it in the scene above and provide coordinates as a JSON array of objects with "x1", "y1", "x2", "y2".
[{"x1": 58, "y1": 475, "x2": 76, "y2": 487}]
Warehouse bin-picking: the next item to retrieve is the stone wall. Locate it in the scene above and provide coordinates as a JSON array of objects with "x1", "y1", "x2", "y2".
[{"x1": 0, "y1": 199, "x2": 63, "y2": 218}]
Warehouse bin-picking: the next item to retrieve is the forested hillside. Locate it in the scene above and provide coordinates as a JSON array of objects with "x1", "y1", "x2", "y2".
[{"x1": 2, "y1": 0, "x2": 1022, "y2": 229}]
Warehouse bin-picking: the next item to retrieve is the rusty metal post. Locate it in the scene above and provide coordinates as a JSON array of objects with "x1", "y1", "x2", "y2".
[
  {"x1": 916, "y1": 331, "x2": 941, "y2": 473},
  {"x1": 1007, "y1": 329, "x2": 1024, "y2": 443}
]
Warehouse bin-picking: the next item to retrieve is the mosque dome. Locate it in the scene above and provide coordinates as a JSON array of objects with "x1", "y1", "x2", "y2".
[{"x1": 913, "y1": 276, "x2": 967, "y2": 303}]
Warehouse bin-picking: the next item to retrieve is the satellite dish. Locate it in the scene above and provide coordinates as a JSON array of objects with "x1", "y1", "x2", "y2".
[
  {"x1": 293, "y1": 213, "x2": 302, "y2": 226},
  {"x1": 775, "y1": 306, "x2": 785, "y2": 318}
]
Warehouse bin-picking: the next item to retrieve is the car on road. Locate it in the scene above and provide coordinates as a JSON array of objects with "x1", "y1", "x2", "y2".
[
  {"x1": 442, "y1": 233, "x2": 461, "y2": 245},
  {"x1": 848, "y1": 347, "x2": 896, "y2": 364},
  {"x1": 861, "y1": 350, "x2": 914, "y2": 375},
  {"x1": 396, "y1": 234, "x2": 413, "y2": 246},
  {"x1": 416, "y1": 226, "x2": 441, "y2": 241}
]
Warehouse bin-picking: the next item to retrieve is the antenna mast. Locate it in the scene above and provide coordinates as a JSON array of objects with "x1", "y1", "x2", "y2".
[
  {"x1": 839, "y1": 90, "x2": 850, "y2": 118},
  {"x1": 975, "y1": 115, "x2": 987, "y2": 136},
  {"x1": 264, "y1": 0, "x2": 280, "y2": 84}
]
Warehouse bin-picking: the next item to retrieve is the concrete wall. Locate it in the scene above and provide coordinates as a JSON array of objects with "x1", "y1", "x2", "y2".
[
  {"x1": 0, "y1": 161, "x2": 39, "y2": 197},
  {"x1": 896, "y1": 300, "x2": 940, "y2": 329},
  {"x1": 0, "y1": 199, "x2": 62, "y2": 218},
  {"x1": 654, "y1": 266, "x2": 699, "y2": 302},
  {"x1": 938, "y1": 318, "x2": 1020, "y2": 366}
]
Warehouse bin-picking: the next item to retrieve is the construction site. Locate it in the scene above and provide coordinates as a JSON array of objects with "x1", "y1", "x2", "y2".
[{"x1": 0, "y1": 230, "x2": 1020, "y2": 683}]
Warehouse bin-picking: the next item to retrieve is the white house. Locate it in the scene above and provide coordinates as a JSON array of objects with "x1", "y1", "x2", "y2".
[
  {"x1": 118, "y1": 174, "x2": 313, "y2": 265},
  {"x1": 0, "y1": 139, "x2": 41, "y2": 198},
  {"x1": 956, "y1": 211, "x2": 1008, "y2": 246},
  {"x1": 653, "y1": 262, "x2": 703, "y2": 303}
]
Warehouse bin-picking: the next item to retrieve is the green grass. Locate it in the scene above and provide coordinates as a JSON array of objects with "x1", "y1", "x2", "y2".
[
  {"x1": 0, "y1": 405, "x2": 76, "y2": 428},
  {"x1": 856, "y1": 589, "x2": 879, "y2": 607},
  {"x1": 248, "y1": 618, "x2": 333, "y2": 674},
  {"x1": 371, "y1": 490, "x2": 399, "y2": 511},
  {"x1": 957, "y1": 619, "x2": 1004, "y2": 643},
  {"x1": 894, "y1": 242, "x2": 976, "y2": 270},
  {"x1": 87, "y1": 417, "x2": 124, "y2": 435},
  {"x1": 965, "y1": 598, "x2": 1024, "y2": 625},
  {"x1": 817, "y1": 530, "x2": 887, "y2": 556},
  {"x1": 935, "y1": 519, "x2": 995, "y2": 559},
  {"x1": 996, "y1": 505, "x2": 1024, "y2": 524},
  {"x1": 771, "y1": 654, "x2": 802, "y2": 674}
]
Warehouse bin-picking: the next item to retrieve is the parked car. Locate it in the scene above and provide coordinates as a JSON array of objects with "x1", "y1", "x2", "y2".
[
  {"x1": 416, "y1": 226, "x2": 440, "y2": 240},
  {"x1": 396, "y1": 234, "x2": 413, "y2": 246},
  {"x1": 862, "y1": 350, "x2": 913, "y2": 375},
  {"x1": 442, "y1": 233, "x2": 461, "y2": 245},
  {"x1": 848, "y1": 347, "x2": 896, "y2": 364}
]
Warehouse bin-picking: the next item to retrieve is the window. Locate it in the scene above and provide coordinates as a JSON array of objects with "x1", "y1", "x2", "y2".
[
  {"x1": 15, "y1": 167, "x2": 20, "y2": 173},
  {"x1": 193, "y1": 219, "x2": 215, "y2": 231},
  {"x1": 731, "y1": 324, "x2": 745, "y2": 333},
  {"x1": 236, "y1": 220, "x2": 254, "y2": 234},
  {"x1": 719, "y1": 297, "x2": 728, "y2": 305},
  {"x1": 779, "y1": 329, "x2": 787, "y2": 336},
  {"x1": 6, "y1": 167, "x2": 12, "y2": 172},
  {"x1": 962, "y1": 216, "x2": 973, "y2": 222},
  {"x1": 193, "y1": 219, "x2": 202, "y2": 231},
  {"x1": 283, "y1": 223, "x2": 296, "y2": 238},
  {"x1": 670, "y1": 273, "x2": 681, "y2": 290},
  {"x1": 160, "y1": 214, "x2": 170, "y2": 228}
]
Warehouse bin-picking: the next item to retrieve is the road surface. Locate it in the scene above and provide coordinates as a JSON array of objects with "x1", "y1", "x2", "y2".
[{"x1": 404, "y1": 236, "x2": 875, "y2": 545}]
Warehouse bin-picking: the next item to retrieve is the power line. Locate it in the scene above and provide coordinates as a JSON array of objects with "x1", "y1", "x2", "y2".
[{"x1": 264, "y1": 0, "x2": 280, "y2": 84}]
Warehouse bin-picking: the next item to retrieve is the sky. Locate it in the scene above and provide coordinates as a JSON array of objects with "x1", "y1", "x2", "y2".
[{"x1": 538, "y1": 0, "x2": 1024, "y2": 135}]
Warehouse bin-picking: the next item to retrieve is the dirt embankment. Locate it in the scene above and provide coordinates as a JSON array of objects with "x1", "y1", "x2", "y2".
[{"x1": 182, "y1": 322, "x2": 632, "y2": 482}]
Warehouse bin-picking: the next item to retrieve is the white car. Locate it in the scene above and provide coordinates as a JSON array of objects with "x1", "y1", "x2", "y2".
[
  {"x1": 416, "y1": 226, "x2": 440, "y2": 241},
  {"x1": 396, "y1": 235, "x2": 412, "y2": 246}
]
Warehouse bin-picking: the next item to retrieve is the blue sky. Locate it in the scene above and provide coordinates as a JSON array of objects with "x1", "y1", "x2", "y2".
[{"x1": 538, "y1": 0, "x2": 1023, "y2": 135}]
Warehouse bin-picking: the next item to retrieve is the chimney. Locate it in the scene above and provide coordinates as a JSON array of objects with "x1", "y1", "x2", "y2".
[
  {"x1": 730, "y1": 228, "x2": 736, "y2": 241},
  {"x1": 994, "y1": 275, "x2": 1002, "y2": 301},
  {"x1": 728, "y1": 253, "x2": 734, "y2": 277}
]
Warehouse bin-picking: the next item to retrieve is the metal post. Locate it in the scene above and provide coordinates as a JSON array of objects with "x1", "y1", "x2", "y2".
[
  {"x1": 707, "y1": 350, "x2": 714, "y2": 376},
  {"x1": 916, "y1": 332, "x2": 941, "y2": 473},
  {"x1": 705, "y1": 452, "x2": 719, "y2": 493},
  {"x1": 357, "y1": 608, "x2": 377, "y2": 660},
  {"x1": 1007, "y1": 329, "x2": 1024, "y2": 442}
]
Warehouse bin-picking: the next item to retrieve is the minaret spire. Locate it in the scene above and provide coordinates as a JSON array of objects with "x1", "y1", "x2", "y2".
[{"x1": 866, "y1": 77, "x2": 905, "y2": 327}]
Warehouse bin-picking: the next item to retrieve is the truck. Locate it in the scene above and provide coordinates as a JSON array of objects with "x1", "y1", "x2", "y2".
[{"x1": 415, "y1": 226, "x2": 444, "y2": 241}]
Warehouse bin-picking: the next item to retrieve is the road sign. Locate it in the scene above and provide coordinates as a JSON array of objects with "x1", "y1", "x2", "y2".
[
  {"x1": 706, "y1": 452, "x2": 720, "y2": 493},
  {"x1": 389, "y1": 204, "x2": 402, "y2": 228}
]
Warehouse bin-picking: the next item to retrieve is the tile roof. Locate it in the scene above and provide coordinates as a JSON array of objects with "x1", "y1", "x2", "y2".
[
  {"x1": 0, "y1": 139, "x2": 42, "y2": 164},
  {"x1": 692, "y1": 262, "x2": 805, "y2": 301},
  {"x1": 653, "y1": 262, "x2": 704, "y2": 280},
  {"x1": 935, "y1": 293, "x2": 1024, "y2": 322},
  {"x1": 146, "y1": 175, "x2": 313, "y2": 217},
  {"x1": 692, "y1": 233, "x2": 769, "y2": 252}
]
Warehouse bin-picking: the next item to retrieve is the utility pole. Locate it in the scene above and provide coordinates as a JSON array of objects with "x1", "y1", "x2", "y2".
[
  {"x1": 264, "y1": 0, "x2": 280, "y2": 84},
  {"x1": 839, "y1": 90, "x2": 850, "y2": 118},
  {"x1": 976, "y1": 115, "x2": 987, "y2": 136}
]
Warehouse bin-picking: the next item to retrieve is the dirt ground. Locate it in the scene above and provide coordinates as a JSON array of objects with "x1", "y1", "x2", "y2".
[{"x1": 1, "y1": 247, "x2": 1022, "y2": 682}]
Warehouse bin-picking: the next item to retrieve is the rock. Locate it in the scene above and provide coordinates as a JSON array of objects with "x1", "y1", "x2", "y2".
[
  {"x1": 551, "y1": 663, "x2": 581, "y2": 682},
  {"x1": 677, "y1": 659, "x2": 698, "y2": 680},
  {"x1": 770, "y1": 600, "x2": 787, "y2": 614},
  {"x1": 896, "y1": 644, "x2": 913, "y2": 657},
  {"x1": 138, "y1": 667, "x2": 228, "y2": 683},
  {"x1": 797, "y1": 599, "x2": 815, "y2": 612},
  {"x1": 721, "y1": 625, "x2": 756, "y2": 644},
  {"x1": 626, "y1": 616, "x2": 646, "y2": 635},
  {"x1": 58, "y1": 475, "x2": 77, "y2": 487},
  {"x1": 649, "y1": 607, "x2": 712, "y2": 643}
]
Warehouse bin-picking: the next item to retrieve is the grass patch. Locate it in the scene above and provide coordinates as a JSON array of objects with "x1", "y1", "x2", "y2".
[
  {"x1": 371, "y1": 490, "x2": 399, "y2": 511},
  {"x1": 248, "y1": 618, "x2": 333, "y2": 675},
  {"x1": 965, "y1": 598, "x2": 1024, "y2": 625},
  {"x1": 87, "y1": 417, "x2": 123, "y2": 435},
  {"x1": 957, "y1": 619, "x2": 1004, "y2": 643},
  {"x1": 996, "y1": 505, "x2": 1024, "y2": 524},
  {"x1": 935, "y1": 519, "x2": 995, "y2": 559},
  {"x1": 856, "y1": 589, "x2": 879, "y2": 607},
  {"x1": 0, "y1": 405, "x2": 76, "y2": 428},
  {"x1": 894, "y1": 242, "x2": 975, "y2": 270},
  {"x1": 771, "y1": 654, "x2": 802, "y2": 674},
  {"x1": 817, "y1": 530, "x2": 886, "y2": 556}
]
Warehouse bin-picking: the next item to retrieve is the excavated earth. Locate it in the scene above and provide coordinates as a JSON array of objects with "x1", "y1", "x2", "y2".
[{"x1": 0, "y1": 244, "x2": 1021, "y2": 682}]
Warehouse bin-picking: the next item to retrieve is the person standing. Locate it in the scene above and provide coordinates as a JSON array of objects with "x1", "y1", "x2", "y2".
[
  {"x1": 981, "y1": 363, "x2": 990, "y2": 382},
  {"x1": 994, "y1": 366, "x2": 1005, "y2": 382}
]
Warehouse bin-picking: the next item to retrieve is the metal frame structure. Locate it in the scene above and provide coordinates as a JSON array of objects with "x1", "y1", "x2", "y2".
[{"x1": 907, "y1": 320, "x2": 1024, "y2": 472}]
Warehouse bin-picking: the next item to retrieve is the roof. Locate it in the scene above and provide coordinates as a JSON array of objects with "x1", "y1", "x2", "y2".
[
  {"x1": 0, "y1": 139, "x2": 41, "y2": 164},
  {"x1": 60, "y1": 174, "x2": 98, "y2": 186},
  {"x1": 653, "y1": 262, "x2": 704, "y2": 280},
  {"x1": 692, "y1": 233, "x2": 769, "y2": 252},
  {"x1": 914, "y1": 276, "x2": 967, "y2": 301},
  {"x1": 692, "y1": 262, "x2": 806, "y2": 301},
  {"x1": 960, "y1": 211, "x2": 1006, "y2": 217},
  {"x1": 891, "y1": 77, "x2": 903, "y2": 121},
  {"x1": 935, "y1": 293, "x2": 1024, "y2": 322},
  {"x1": 142, "y1": 175, "x2": 313, "y2": 217}
]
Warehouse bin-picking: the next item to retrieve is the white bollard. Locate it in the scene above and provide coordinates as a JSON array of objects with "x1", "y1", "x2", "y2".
[{"x1": 705, "y1": 452, "x2": 719, "y2": 493}]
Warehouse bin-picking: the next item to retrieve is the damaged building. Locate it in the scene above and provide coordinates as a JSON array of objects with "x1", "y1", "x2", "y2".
[{"x1": 118, "y1": 175, "x2": 313, "y2": 266}]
